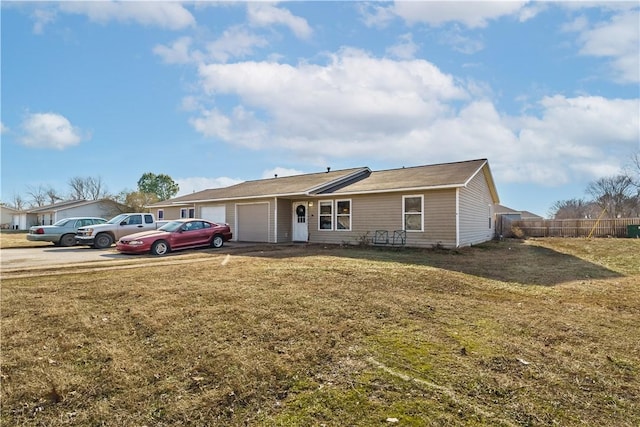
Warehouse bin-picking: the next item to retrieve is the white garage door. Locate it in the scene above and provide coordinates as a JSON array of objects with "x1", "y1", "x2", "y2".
[
  {"x1": 201, "y1": 206, "x2": 226, "y2": 224},
  {"x1": 237, "y1": 203, "x2": 269, "y2": 242}
]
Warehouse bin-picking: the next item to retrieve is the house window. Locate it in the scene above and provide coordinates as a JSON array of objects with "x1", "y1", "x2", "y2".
[
  {"x1": 180, "y1": 208, "x2": 195, "y2": 219},
  {"x1": 336, "y1": 199, "x2": 351, "y2": 230},
  {"x1": 319, "y1": 201, "x2": 333, "y2": 230},
  {"x1": 157, "y1": 209, "x2": 164, "y2": 220},
  {"x1": 403, "y1": 195, "x2": 423, "y2": 231}
]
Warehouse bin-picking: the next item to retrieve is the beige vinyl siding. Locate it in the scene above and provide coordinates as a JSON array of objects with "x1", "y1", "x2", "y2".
[
  {"x1": 307, "y1": 191, "x2": 456, "y2": 247},
  {"x1": 158, "y1": 207, "x2": 183, "y2": 221},
  {"x1": 422, "y1": 190, "x2": 457, "y2": 247},
  {"x1": 458, "y1": 170, "x2": 495, "y2": 246},
  {"x1": 275, "y1": 198, "x2": 293, "y2": 243}
]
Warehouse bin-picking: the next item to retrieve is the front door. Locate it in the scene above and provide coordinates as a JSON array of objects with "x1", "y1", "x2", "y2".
[{"x1": 292, "y1": 202, "x2": 308, "y2": 242}]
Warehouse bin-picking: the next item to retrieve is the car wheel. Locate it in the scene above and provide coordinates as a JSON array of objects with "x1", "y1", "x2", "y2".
[
  {"x1": 211, "y1": 235, "x2": 224, "y2": 248},
  {"x1": 94, "y1": 233, "x2": 113, "y2": 249},
  {"x1": 59, "y1": 234, "x2": 76, "y2": 247},
  {"x1": 151, "y1": 240, "x2": 170, "y2": 256}
]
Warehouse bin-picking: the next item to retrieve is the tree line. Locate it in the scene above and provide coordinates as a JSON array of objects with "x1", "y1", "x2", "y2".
[
  {"x1": 549, "y1": 153, "x2": 640, "y2": 219},
  {"x1": 5, "y1": 173, "x2": 179, "y2": 212}
]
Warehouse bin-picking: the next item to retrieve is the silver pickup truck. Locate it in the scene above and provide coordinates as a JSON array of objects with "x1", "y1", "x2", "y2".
[{"x1": 75, "y1": 213, "x2": 159, "y2": 249}]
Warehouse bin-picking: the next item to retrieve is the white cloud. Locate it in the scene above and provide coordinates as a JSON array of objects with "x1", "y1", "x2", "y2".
[
  {"x1": 0, "y1": 122, "x2": 8, "y2": 134},
  {"x1": 357, "y1": 2, "x2": 397, "y2": 28},
  {"x1": 176, "y1": 176, "x2": 243, "y2": 196},
  {"x1": 154, "y1": 27, "x2": 268, "y2": 65},
  {"x1": 386, "y1": 33, "x2": 419, "y2": 59},
  {"x1": 247, "y1": 2, "x2": 312, "y2": 39},
  {"x1": 439, "y1": 28, "x2": 485, "y2": 54},
  {"x1": 574, "y1": 9, "x2": 640, "y2": 83},
  {"x1": 391, "y1": 1, "x2": 530, "y2": 28},
  {"x1": 153, "y1": 36, "x2": 200, "y2": 65},
  {"x1": 20, "y1": 112, "x2": 87, "y2": 150},
  {"x1": 31, "y1": 7, "x2": 57, "y2": 34},
  {"x1": 192, "y1": 49, "x2": 468, "y2": 160},
  {"x1": 188, "y1": 47, "x2": 638, "y2": 187},
  {"x1": 205, "y1": 26, "x2": 269, "y2": 63},
  {"x1": 58, "y1": 1, "x2": 195, "y2": 30}
]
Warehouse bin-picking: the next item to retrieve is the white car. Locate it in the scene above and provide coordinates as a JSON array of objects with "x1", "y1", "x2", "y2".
[{"x1": 27, "y1": 217, "x2": 107, "y2": 247}]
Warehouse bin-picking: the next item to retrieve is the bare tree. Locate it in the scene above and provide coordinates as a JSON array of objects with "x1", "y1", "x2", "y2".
[
  {"x1": 45, "y1": 187, "x2": 63, "y2": 205},
  {"x1": 11, "y1": 194, "x2": 26, "y2": 210},
  {"x1": 586, "y1": 174, "x2": 637, "y2": 218},
  {"x1": 86, "y1": 176, "x2": 107, "y2": 200},
  {"x1": 628, "y1": 151, "x2": 640, "y2": 190},
  {"x1": 68, "y1": 177, "x2": 86, "y2": 200},
  {"x1": 25, "y1": 185, "x2": 47, "y2": 207},
  {"x1": 549, "y1": 198, "x2": 599, "y2": 219},
  {"x1": 68, "y1": 176, "x2": 108, "y2": 200}
]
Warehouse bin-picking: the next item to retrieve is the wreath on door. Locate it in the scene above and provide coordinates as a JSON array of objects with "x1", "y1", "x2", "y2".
[{"x1": 296, "y1": 205, "x2": 306, "y2": 217}]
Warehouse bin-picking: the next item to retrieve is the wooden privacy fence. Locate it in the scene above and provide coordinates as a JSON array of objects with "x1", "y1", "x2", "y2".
[{"x1": 498, "y1": 217, "x2": 640, "y2": 238}]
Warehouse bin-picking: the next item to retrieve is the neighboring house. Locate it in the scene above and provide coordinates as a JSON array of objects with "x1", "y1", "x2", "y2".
[
  {"x1": 149, "y1": 159, "x2": 500, "y2": 248},
  {"x1": 13, "y1": 199, "x2": 127, "y2": 230},
  {"x1": 495, "y1": 204, "x2": 543, "y2": 221},
  {"x1": 494, "y1": 204, "x2": 544, "y2": 237},
  {"x1": 1, "y1": 205, "x2": 19, "y2": 229}
]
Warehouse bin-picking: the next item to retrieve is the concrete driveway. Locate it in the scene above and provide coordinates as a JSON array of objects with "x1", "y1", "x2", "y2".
[
  {"x1": 1, "y1": 246, "x2": 130, "y2": 271},
  {"x1": 0, "y1": 242, "x2": 261, "y2": 277}
]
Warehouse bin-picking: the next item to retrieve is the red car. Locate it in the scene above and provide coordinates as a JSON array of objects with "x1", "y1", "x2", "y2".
[{"x1": 115, "y1": 219, "x2": 232, "y2": 255}]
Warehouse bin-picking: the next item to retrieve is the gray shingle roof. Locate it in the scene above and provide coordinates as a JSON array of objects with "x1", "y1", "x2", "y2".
[
  {"x1": 150, "y1": 159, "x2": 497, "y2": 207},
  {"x1": 151, "y1": 167, "x2": 368, "y2": 206},
  {"x1": 329, "y1": 159, "x2": 489, "y2": 194}
]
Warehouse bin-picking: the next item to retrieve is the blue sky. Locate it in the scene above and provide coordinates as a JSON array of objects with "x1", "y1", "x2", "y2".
[{"x1": 2, "y1": 1, "x2": 639, "y2": 217}]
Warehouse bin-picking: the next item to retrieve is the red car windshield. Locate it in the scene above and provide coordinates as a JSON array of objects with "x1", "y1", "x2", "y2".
[{"x1": 159, "y1": 221, "x2": 184, "y2": 232}]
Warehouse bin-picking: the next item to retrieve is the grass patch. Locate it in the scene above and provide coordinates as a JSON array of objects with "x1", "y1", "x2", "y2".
[
  {"x1": 0, "y1": 230, "x2": 51, "y2": 248},
  {"x1": 1, "y1": 239, "x2": 639, "y2": 426}
]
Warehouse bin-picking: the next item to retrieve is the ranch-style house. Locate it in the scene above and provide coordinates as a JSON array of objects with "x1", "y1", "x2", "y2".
[{"x1": 148, "y1": 158, "x2": 500, "y2": 248}]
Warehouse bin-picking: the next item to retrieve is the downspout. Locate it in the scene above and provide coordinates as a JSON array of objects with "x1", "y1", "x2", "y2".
[
  {"x1": 455, "y1": 188, "x2": 460, "y2": 248},
  {"x1": 274, "y1": 197, "x2": 278, "y2": 243}
]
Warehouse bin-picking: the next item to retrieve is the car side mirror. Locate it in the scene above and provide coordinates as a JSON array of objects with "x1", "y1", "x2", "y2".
[{"x1": 120, "y1": 221, "x2": 127, "y2": 226}]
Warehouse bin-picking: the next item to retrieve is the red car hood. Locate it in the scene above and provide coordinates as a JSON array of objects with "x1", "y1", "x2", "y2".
[{"x1": 120, "y1": 229, "x2": 170, "y2": 241}]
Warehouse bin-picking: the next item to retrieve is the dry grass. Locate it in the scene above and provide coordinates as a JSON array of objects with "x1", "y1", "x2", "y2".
[
  {"x1": 1, "y1": 238, "x2": 639, "y2": 426},
  {"x1": 0, "y1": 231, "x2": 51, "y2": 248}
]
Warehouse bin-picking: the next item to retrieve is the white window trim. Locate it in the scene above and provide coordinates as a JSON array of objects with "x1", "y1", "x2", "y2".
[
  {"x1": 335, "y1": 199, "x2": 352, "y2": 231},
  {"x1": 157, "y1": 209, "x2": 164, "y2": 220},
  {"x1": 180, "y1": 208, "x2": 187, "y2": 218},
  {"x1": 403, "y1": 195, "x2": 424, "y2": 232},
  {"x1": 318, "y1": 200, "x2": 334, "y2": 231}
]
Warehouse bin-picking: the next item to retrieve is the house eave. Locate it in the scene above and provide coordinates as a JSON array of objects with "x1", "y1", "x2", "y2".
[{"x1": 313, "y1": 183, "x2": 466, "y2": 197}]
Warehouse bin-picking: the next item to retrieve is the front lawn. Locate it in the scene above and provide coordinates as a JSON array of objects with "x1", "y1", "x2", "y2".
[{"x1": 1, "y1": 238, "x2": 638, "y2": 426}]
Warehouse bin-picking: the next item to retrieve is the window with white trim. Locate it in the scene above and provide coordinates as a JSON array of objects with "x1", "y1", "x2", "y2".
[
  {"x1": 180, "y1": 208, "x2": 187, "y2": 218},
  {"x1": 403, "y1": 195, "x2": 423, "y2": 231},
  {"x1": 157, "y1": 209, "x2": 164, "y2": 220},
  {"x1": 188, "y1": 208, "x2": 195, "y2": 218},
  {"x1": 336, "y1": 199, "x2": 351, "y2": 230},
  {"x1": 319, "y1": 201, "x2": 333, "y2": 230}
]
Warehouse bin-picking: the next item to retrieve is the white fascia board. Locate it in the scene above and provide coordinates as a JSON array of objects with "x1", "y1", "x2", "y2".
[
  {"x1": 179, "y1": 192, "x2": 308, "y2": 204},
  {"x1": 462, "y1": 159, "x2": 488, "y2": 187},
  {"x1": 463, "y1": 160, "x2": 500, "y2": 203},
  {"x1": 327, "y1": 183, "x2": 464, "y2": 197}
]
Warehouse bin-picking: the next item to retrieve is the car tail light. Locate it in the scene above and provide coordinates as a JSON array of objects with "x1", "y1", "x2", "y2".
[{"x1": 35, "y1": 228, "x2": 45, "y2": 234}]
